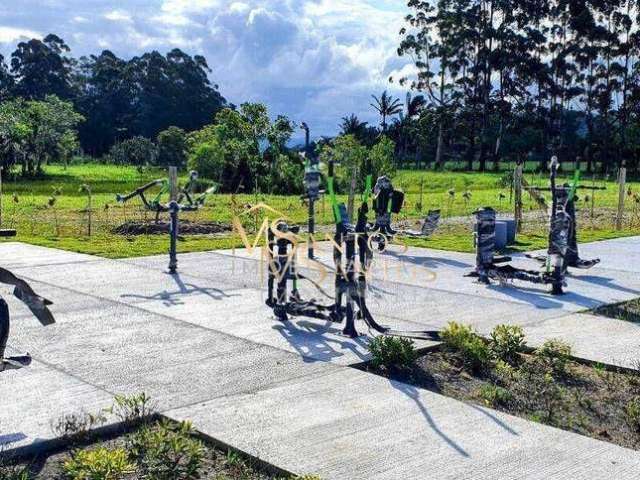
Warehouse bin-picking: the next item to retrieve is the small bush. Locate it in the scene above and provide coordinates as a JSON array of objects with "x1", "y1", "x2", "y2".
[
  {"x1": 441, "y1": 322, "x2": 490, "y2": 373},
  {"x1": 110, "y1": 392, "x2": 155, "y2": 425},
  {"x1": 63, "y1": 447, "x2": 134, "y2": 480},
  {"x1": 489, "y1": 325, "x2": 526, "y2": 365},
  {"x1": 0, "y1": 460, "x2": 31, "y2": 480},
  {"x1": 127, "y1": 420, "x2": 204, "y2": 480},
  {"x1": 535, "y1": 339, "x2": 572, "y2": 377},
  {"x1": 50, "y1": 411, "x2": 107, "y2": 443},
  {"x1": 624, "y1": 399, "x2": 640, "y2": 432},
  {"x1": 367, "y1": 336, "x2": 417, "y2": 371},
  {"x1": 476, "y1": 384, "x2": 513, "y2": 407}
]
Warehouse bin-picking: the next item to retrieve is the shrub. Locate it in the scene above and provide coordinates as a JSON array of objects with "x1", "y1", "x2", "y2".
[
  {"x1": 110, "y1": 392, "x2": 155, "y2": 425},
  {"x1": 624, "y1": 399, "x2": 640, "y2": 432},
  {"x1": 50, "y1": 411, "x2": 107, "y2": 443},
  {"x1": 63, "y1": 448, "x2": 134, "y2": 480},
  {"x1": 535, "y1": 339, "x2": 572, "y2": 377},
  {"x1": 367, "y1": 336, "x2": 417, "y2": 371},
  {"x1": 0, "y1": 460, "x2": 31, "y2": 480},
  {"x1": 441, "y1": 322, "x2": 490, "y2": 373},
  {"x1": 489, "y1": 325, "x2": 526, "y2": 365},
  {"x1": 476, "y1": 384, "x2": 513, "y2": 407},
  {"x1": 109, "y1": 137, "x2": 158, "y2": 169},
  {"x1": 126, "y1": 420, "x2": 204, "y2": 480}
]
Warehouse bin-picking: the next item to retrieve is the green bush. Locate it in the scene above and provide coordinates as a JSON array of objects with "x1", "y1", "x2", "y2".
[
  {"x1": 63, "y1": 447, "x2": 134, "y2": 480},
  {"x1": 367, "y1": 336, "x2": 417, "y2": 371},
  {"x1": 127, "y1": 420, "x2": 204, "y2": 480},
  {"x1": 624, "y1": 399, "x2": 640, "y2": 432},
  {"x1": 535, "y1": 339, "x2": 572, "y2": 377},
  {"x1": 109, "y1": 136, "x2": 158, "y2": 168},
  {"x1": 489, "y1": 325, "x2": 526, "y2": 365},
  {"x1": 476, "y1": 384, "x2": 513, "y2": 407},
  {"x1": 0, "y1": 461, "x2": 31, "y2": 480},
  {"x1": 441, "y1": 322, "x2": 490, "y2": 373}
]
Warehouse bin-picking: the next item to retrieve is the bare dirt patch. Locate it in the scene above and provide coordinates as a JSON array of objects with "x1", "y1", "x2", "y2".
[{"x1": 112, "y1": 220, "x2": 231, "y2": 236}]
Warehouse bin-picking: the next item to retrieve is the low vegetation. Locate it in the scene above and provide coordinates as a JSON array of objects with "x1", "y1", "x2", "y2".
[
  {"x1": 1, "y1": 394, "x2": 319, "y2": 480},
  {"x1": 362, "y1": 323, "x2": 640, "y2": 450}
]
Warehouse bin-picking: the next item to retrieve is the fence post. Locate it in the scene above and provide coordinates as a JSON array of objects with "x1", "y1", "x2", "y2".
[
  {"x1": 514, "y1": 161, "x2": 524, "y2": 233},
  {"x1": 616, "y1": 165, "x2": 627, "y2": 231},
  {"x1": 168, "y1": 166, "x2": 179, "y2": 273}
]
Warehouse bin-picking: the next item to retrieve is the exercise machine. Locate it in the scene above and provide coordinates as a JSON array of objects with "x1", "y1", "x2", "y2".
[
  {"x1": 116, "y1": 169, "x2": 216, "y2": 273},
  {"x1": 265, "y1": 160, "x2": 439, "y2": 340},
  {"x1": 468, "y1": 157, "x2": 570, "y2": 295},
  {"x1": 301, "y1": 152, "x2": 323, "y2": 260},
  {"x1": 0, "y1": 267, "x2": 55, "y2": 372},
  {"x1": 370, "y1": 175, "x2": 440, "y2": 250},
  {"x1": 525, "y1": 169, "x2": 603, "y2": 271}
]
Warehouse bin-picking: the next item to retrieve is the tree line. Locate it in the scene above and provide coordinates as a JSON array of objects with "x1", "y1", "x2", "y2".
[
  {"x1": 343, "y1": 0, "x2": 640, "y2": 174},
  {"x1": 0, "y1": 34, "x2": 227, "y2": 157}
]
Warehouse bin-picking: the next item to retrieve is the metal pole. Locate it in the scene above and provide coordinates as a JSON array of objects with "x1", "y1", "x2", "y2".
[
  {"x1": 514, "y1": 160, "x2": 523, "y2": 233},
  {"x1": 616, "y1": 166, "x2": 627, "y2": 231},
  {"x1": 168, "y1": 166, "x2": 179, "y2": 274},
  {"x1": 308, "y1": 198, "x2": 315, "y2": 260}
]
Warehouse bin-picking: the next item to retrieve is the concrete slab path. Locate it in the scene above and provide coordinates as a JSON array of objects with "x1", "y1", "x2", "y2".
[{"x1": 2, "y1": 239, "x2": 640, "y2": 478}]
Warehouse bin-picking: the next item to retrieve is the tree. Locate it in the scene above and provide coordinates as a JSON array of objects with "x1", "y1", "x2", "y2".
[
  {"x1": 157, "y1": 126, "x2": 187, "y2": 167},
  {"x1": 10, "y1": 34, "x2": 74, "y2": 100},
  {"x1": 0, "y1": 95, "x2": 84, "y2": 176},
  {"x1": 109, "y1": 136, "x2": 158, "y2": 169},
  {"x1": 370, "y1": 91, "x2": 403, "y2": 132},
  {"x1": 340, "y1": 114, "x2": 368, "y2": 139},
  {"x1": 370, "y1": 136, "x2": 396, "y2": 179},
  {"x1": 320, "y1": 135, "x2": 368, "y2": 220},
  {"x1": 0, "y1": 54, "x2": 13, "y2": 102}
]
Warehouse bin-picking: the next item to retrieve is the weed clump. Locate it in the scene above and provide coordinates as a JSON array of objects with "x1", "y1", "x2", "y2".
[
  {"x1": 476, "y1": 384, "x2": 513, "y2": 407},
  {"x1": 535, "y1": 339, "x2": 572, "y2": 377},
  {"x1": 489, "y1": 325, "x2": 526, "y2": 365},
  {"x1": 367, "y1": 336, "x2": 417, "y2": 371},
  {"x1": 63, "y1": 447, "x2": 134, "y2": 480},
  {"x1": 126, "y1": 420, "x2": 204, "y2": 480},
  {"x1": 441, "y1": 322, "x2": 490, "y2": 373}
]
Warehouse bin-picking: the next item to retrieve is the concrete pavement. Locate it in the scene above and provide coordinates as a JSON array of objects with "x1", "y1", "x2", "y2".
[{"x1": 1, "y1": 238, "x2": 640, "y2": 478}]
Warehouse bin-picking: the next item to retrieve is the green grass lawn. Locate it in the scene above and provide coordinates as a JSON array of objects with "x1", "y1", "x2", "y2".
[{"x1": 1, "y1": 163, "x2": 638, "y2": 258}]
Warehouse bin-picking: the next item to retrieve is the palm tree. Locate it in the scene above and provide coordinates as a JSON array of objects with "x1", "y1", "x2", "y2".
[
  {"x1": 370, "y1": 91, "x2": 403, "y2": 132},
  {"x1": 405, "y1": 92, "x2": 426, "y2": 119},
  {"x1": 340, "y1": 114, "x2": 368, "y2": 139}
]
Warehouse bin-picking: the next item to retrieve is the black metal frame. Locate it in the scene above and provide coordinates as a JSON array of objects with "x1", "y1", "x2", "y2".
[
  {"x1": 265, "y1": 162, "x2": 439, "y2": 341},
  {"x1": 468, "y1": 158, "x2": 571, "y2": 295},
  {"x1": 116, "y1": 170, "x2": 213, "y2": 274},
  {"x1": 0, "y1": 267, "x2": 56, "y2": 372},
  {"x1": 370, "y1": 175, "x2": 440, "y2": 250}
]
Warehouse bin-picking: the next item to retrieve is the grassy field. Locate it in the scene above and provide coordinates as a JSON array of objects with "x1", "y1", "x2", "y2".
[{"x1": 0, "y1": 163, "x2": 639, "y2": 258}]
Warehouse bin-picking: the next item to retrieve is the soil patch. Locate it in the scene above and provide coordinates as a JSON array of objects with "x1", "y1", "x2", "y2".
[
  {"x1": 591, "y1": 297, "x2": 640, "y2": 323},
  {"x1": 113, "y1": 220, "x2": 231, "y2": 236},
  {"x1": 358, "y1": 348, "x2": 640, "y2": 450},
  {"x1": 3, "y1": 420, "x2": 291, "y2": 480}
]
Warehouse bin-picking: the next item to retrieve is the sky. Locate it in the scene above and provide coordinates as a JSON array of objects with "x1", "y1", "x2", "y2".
[{"x1": 0, "y1": 0, "x2": 415, "y2": 142}]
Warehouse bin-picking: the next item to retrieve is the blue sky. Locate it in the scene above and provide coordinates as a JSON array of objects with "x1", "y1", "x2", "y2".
[{"x1": 0, "y1": 0, "x2": 414, "y2": 142}]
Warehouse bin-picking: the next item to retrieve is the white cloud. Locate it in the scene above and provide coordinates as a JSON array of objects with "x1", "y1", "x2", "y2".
[
  {"x1": 0, "y1": 26, "x2": 41, "y2": 44},
  {"x1": 0, "y1": 0, "x2": 413, "y2": 138},
  {"x1": 103, "y1": 9, "x2": 133, "y2": 23}
]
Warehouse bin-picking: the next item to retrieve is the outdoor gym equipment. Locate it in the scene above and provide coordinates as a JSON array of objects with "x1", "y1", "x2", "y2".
[
  {"x1": 0, "y1": 267, "x2": 55, "y2": 372},
  {"x1": 116, "y1": 168, "x2": 216, "y2": 273},
  {"x1": 265, "y1": 160, "x2": 439, "y2": 340},
  {"x1": 525, "y1": 169, "x2": 604, "y2": 271},
  {"x1": 370, "y1": 175, "x2": 440, "y2": 250},
  {"x1": 302, "y1": 152, "x2": 323, "y2": 260},
  {"x1": 468, "y1": 157, "x2": 570, "y2": 295}
]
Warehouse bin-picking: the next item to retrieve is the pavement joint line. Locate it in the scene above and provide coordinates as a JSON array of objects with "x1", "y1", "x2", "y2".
[{"x1": 12, "y1": 268, "x2": 384, "y2": 374}]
